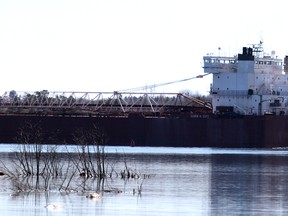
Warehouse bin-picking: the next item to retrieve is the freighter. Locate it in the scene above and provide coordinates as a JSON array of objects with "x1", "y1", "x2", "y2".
[{"x1": 1, "y1": 41, "x2": 288, "y2": 148}]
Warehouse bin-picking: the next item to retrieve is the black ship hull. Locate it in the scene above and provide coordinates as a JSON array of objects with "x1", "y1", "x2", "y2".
[{"x1": 0, "y1": 114, "x2": 287, "y2": 148}]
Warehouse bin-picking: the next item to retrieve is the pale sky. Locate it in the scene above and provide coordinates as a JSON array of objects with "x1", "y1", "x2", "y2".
[{"x1": 0, "y1": 0, "x2": 287, "y2": 95}]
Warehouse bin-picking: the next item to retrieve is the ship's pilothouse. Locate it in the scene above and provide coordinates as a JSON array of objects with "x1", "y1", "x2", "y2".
[{"x1": 203, "y1": 42, "x2": 288, "y2": 116}]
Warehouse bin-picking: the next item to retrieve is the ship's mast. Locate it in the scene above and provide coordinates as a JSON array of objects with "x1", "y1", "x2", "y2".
[{"x1": 249, "y1": 40, "x2": 264, "y2": 57}]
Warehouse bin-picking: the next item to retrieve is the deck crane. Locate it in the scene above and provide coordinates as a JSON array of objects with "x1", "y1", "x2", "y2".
[{"x1": 117, "y1": 73, "x2": 212, "y2": 111}]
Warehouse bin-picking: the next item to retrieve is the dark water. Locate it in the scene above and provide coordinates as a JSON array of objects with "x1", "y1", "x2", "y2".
[{"x1": 1, "y1": 145, "x2": 288, "y2": 215}]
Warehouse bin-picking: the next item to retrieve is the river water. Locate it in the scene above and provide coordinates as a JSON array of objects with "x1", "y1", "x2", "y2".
[{"x1": 1, "y1": 145, "x2": 288, "y2": 215}]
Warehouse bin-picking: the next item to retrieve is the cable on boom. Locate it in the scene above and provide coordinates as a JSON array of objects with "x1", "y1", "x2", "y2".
[{"x1": 118, "y1": 73, "x2": 210, "y2": 92}]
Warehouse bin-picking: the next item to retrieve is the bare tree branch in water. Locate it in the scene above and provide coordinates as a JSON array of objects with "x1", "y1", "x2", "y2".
[
  {"x1": 71, "y1": 124, "x2": 109, "y2": 179},
  {"x1": 6, "y1": 121, "x2": 66, "y2": 191},
  {"x1": 14, "y1": 122, "x2": 42, "y2": 176}
]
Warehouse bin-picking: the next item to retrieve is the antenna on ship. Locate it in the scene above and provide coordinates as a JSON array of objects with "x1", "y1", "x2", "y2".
[{"x1": 249, "y1": 40, "x2": 264, "y2": 57}]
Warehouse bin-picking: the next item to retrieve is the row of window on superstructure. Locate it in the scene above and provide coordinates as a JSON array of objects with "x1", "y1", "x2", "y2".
[
  {"x1": 204, "y1": 58, "x2": 236, "y2": 64},
  {"x1": 255, "y1": 60, "x2": 282, "y2": 66},
  {"x1": 205, "y1": 58, "x2": 282, "y2": 66}
]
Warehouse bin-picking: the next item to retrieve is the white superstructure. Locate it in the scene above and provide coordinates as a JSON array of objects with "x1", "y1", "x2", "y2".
[{"x1": 203, "y1": 42, "x2": 288, "y2": 115}]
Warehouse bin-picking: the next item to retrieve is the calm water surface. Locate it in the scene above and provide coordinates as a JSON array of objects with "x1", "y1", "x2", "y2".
[{"x1": 1, "y1": 145, "x2": 288, "y2": 215}]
